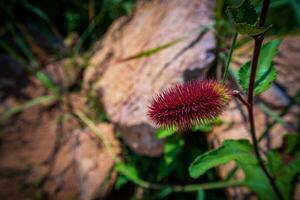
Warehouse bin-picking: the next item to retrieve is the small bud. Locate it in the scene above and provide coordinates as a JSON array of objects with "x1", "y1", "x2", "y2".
[{"x1": 148, "y1": 80, "x2": 232, "y2": 130}]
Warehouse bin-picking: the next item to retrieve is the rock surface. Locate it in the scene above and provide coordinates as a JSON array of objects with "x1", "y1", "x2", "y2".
[
  {"x1": 84, "y1": 0, "x2": 216, "y2": 156},
  {"x1": 0, "y1": 77, "x2": 120, "y2": 200}
]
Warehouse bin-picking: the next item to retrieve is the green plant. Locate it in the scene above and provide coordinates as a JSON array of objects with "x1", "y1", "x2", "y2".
[{"x1": 145, "y1": 0, "x2": 299, "y2": 199}]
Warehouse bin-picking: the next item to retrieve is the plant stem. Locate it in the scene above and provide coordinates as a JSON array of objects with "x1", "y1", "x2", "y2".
[
  {"x1": 74, "y1": 109, "x2": 119, "y2": 162},
  {"x1": 139, "y1": 179, "x2": 244, "y2": 192},
  {"x1": 0, "y1": 95, "x2": 55, "y2": 125},
  {"x1": 222, "y1": 32, "x2": 238, "y2": 83},
  {"x1": 232, "y1": 90, "x2": 250, "y2": 107},
  {"x1": 246, "y1": 0, "x2": 284, "y2": 199}
]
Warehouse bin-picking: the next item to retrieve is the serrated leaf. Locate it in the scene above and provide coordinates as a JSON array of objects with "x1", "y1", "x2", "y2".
[
  {"x1": 226, "y1": 0, "x2": 271, "y2": 36},
  {"x1": 189, "y1": 136, "x2": 300, "y2": 200},
  {"x1": 227, "y1": 0, "x2": 258, "y2": 25},
  {"x1": 189, "y1": 140, "x2": 257, "y2": 178},
  {"x1": 238, "y1": 39, "x2": 281, "y2": 95},
  {"x1": 235, "y1": 23, "x2": 272, "y2": 36},
  {"x1": 115, "y1": 162, "x2": 144, "y2": 185},
  {"x1": 266, "y1": 145, "x2": 300, "y2": 199}
]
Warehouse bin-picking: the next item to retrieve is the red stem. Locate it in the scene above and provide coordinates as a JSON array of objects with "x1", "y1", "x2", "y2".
[{"x1": 246, "y1": 0, "x2": 284, "y2": 199}]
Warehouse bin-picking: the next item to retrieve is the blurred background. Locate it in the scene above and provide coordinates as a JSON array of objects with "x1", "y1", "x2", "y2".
[{"x1": 0, "y1": 0, "x2": 299, "y2": 199}]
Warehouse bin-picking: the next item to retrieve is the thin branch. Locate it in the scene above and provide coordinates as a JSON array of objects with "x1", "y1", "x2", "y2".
[
  {"x1": 232, "y1": 90, "x2": 250, "y2": 107},
  {"x1": 74, "y1": 109, "x2": 119, "y2": 162}
]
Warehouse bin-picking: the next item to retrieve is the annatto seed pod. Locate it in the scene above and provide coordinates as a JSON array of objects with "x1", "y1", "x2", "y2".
[{"x1": 148, "y1": 80, "x2": 232, "y2": 130}]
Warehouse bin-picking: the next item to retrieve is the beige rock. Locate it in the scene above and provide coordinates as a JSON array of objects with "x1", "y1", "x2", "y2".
[
  {"x1": 84, "y1": 0, "x2": 216, "y2": 156},
  {"x1": 44, "y1": 123, "x2": 120, "y2": 200}
]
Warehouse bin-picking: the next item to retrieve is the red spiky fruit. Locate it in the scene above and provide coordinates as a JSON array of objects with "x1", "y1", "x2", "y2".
[{"x1": 148, "y1": 80, "x2": 232, "y2": 130}]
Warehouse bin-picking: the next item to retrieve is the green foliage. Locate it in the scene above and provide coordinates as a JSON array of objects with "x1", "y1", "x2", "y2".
[
  {"x1": 284, "y1": 134, "x2": 300, "y2": 154},
  {"x1": 22, "y1": 1, "x2": 51, "y2": 24},
  {"x1": 238, "y1": 39, "x2": 281, "y2": 95},
  {"x1": 0, "y1": 95, "x2": 54, "y2": 126},
  {"x1": 0, "y1": 0, "x2": 136, "y2": 63},
  {"x1": 35, "y1": 71, "x2": 60, "y2": 98},
  {"x1": 234, "y1": 23, "x2": 272, "y2": 36},
  {"x1": 114, "y1": 132, "x2": 222, "y2": 199},
  {"x1": 191, "y1": 124, "x2": 213, "y2": 132},
  {"x1": 156, "y1": 135, "x2": 185, "y2": 180},
  {"x1": 1, "y1": 0, "x2": 299, "y2": 199},
  {"x1": 226, "y1": 0, "x2": 271, "y2": 36},
  {"x1": 189, "y1": 136, "x2": 300, "y2": 200},
  {"x1": 189, "y1": 140, "x2": 257, "y2": 178},
  {"x1": 268, "y1": 0, "x2": 300, "y2": 34},
  {"x1": 156, "y1": 119, "x2": 216, "y2": 139},
  {"x1": 115, "y1": 162, "x2": 145, "y2": 186},
  {"x1": 156, "y1": 127, "x2": 177, "y2": 139}
]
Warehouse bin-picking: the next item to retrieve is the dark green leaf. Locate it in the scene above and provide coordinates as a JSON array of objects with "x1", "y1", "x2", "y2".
[
  {"x1": 196, "y1": 190, "x2": 205, "y2": 200},
  {"x1": 283, "y1": 134, "x2": 300, "y2": 154},
  {"x1": 152, "y1": 187, "x2": 173, "y2": 199},
  {"x1": 36, "y1": 71, "x2": 60, "y2": 97},
  {"x1": 235, "y1": 23, "x2": 272, "y2": 36},
  {"x1": 115, "y1": 162, "x2": 144, "y2": 186},
  {"x1": 22, "y1": 1, "x2": 51, "y2": 23},
  {"x1": 156, "y1": 127, "x2": 176, "y2": 139},
  {"x1": 227, "y1": 0, "x2": 258, "y2": 25},
  {"x1": 189, "y1": 140, "x2": 257, "y2": 178},
  {"x1": 192, "y1": 124, "x2": 212, "y2": 132},
  {"x1": 226, "y1": 0, "x2": 271, "y2": 36},
  {"x1": 114, "y1": 175, "x2": 128, "y2": 190},
  {"x1": 238, "y1": 39, "x2": 281, "y2": 95},
  {"x1": 157, "y1": 136, "x2": 184, "y2": 180},
  {"x1": 189, "y1": 136, "x2": 300, "y2": 200},
  {"x1": 261, "y1": 149, "x2": 300, "y2": 200}
]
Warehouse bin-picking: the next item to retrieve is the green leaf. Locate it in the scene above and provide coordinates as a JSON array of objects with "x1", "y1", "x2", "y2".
[
  {"x1": 114, "y1": 175, "x2": 128, "y2": 190},
  {"x1": 151, "y1": 187, "x2": 173, "y2": 199},
  {"x1": 283, "y1": 134, "x2": 300, "y2": 154},
  {"x1": 227, "y1": 0, "x2": 258, "y2": 25},
  {"x1": 192, "y1": 124, "x2": 212, "y2": 132},
  {"x1": 226, "y1": 0, "x2": 271, "y2": 36},
  {"x1": 35, "y1": 71, "x2": 60, "y2": 97},
  {"x1": 164, "y1": 136, "x2": 184, "y2": 164},
  {"x1": 235, "y1": 23, "x2": 272, "y2": 36},
  {"x1": 115, "y1": 162, "x2": 144, "y2": 186},
  {"x1": 0, "y1": 95, "x2": 54, "y2": 125},
  {"x1": 258, "y1": 147, "x2": 300, "y2": 200},
  {"x1": 192, "y1": 118, "x2": 222, "y2": 132},
  {"x1": 156, "y1": 127, "x2": 177, "y2": 139},
  {"x1": 238, "y1": 39, "x2": 281, "y2": 95},
  {"x1": 118, "y1": 38, "x2": 183, "y2": 62},
  {"x1": 196, "y1": 190, "x2": 205, "y2": 200},
  {"x1": 189, "y1": 140, "x2": 269, "y2": 197},
  {"x1": 189, "y1": 136, "x2": 300, "y2": 200},
  {"x1": 22, "y1": 1, "x2": 51, "y2": 23},
  {"x1": 157, "y1": 135, "x2": 184, "y2": 180},
  {"x1": 189, "y1": 140, "x2": 257, "y2": 178}
]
